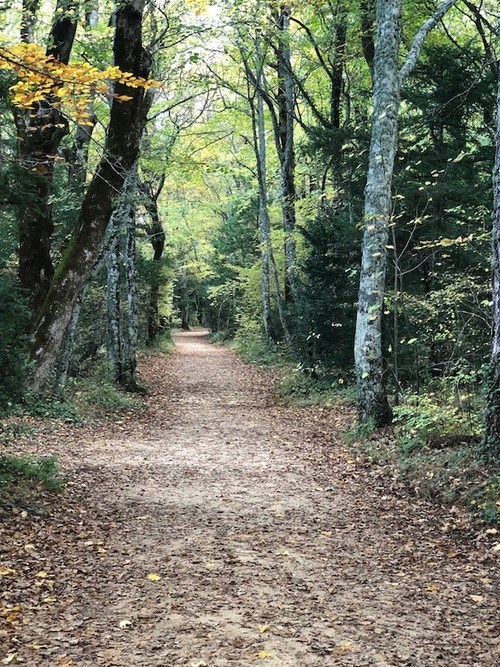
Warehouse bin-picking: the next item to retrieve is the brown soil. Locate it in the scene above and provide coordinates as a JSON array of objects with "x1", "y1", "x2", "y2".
[{"x1": 1, "y1": 330, "x2": 499, "y2": 666}]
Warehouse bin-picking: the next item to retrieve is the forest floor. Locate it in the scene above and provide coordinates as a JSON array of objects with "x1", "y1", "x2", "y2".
[{"x1": 1, "y1": 330, "x2": 500, "y2": 667}]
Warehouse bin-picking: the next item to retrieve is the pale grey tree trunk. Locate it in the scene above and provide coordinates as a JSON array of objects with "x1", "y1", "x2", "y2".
[
  {"x1": 123, "y1": 174, "x2": 139, "y2": 388},
  {"x1": 248, "y1": 35, "x2": 291, "y2": 347},
  {"x1": 355, "y1": 0, "x2": 458, "y2": 425},
  {"x1": 107, "y1": 231, "x2": 123, "y2": 384},
  {"x1": 485, "y1": 61, "x2": 500, "y2": 460},
  {"x1": 355, "y1": 0, "x2": 401, "y2": 426}
]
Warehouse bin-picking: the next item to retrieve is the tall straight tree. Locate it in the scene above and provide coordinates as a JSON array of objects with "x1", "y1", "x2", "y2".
[
  {"x1": 30, "y1": 0, "x2": 152, "y2": 390},
  {"x1": 485, "y1": 59, "x2": 500, "y2": 460},
  {"x1": 354, "y1": 0, "x2": 458, "y2": 425}
]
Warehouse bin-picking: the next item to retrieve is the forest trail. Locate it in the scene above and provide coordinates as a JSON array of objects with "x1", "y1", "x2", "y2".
[{"x1": 1, "y1": 331, "x2": 499, "y2": 666}]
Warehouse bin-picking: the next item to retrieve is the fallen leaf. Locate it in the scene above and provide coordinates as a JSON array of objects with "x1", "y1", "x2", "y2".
[
  {"x1": 426, "y1": 585, "x2": 439, "y2": 592},
  {"x1": 485, "y1": 528, "x2": 498, "y2": 535},
  {"x1": 257, "y1": 650, "x2": 272, "y2": 659},
  {"x1": 480, "y1": 577, "x2": 492, "y2": 584},
  {"x1": 470, "y1": 595, "x2": 484, "y2": 603},
  {"x1": 42, "y1": 596, "x2": 57, "y2": 603},
  {"x1": 321, "y1": 531, "x2": 332, "y2": 537},
  {"x1": 339, "y1": 641, "x2": 353, "y2": 651},
  {"x1": 205, "y1": 562, "x2": 216, "y2": 568},
  {"x1": 3, "y1": 653, "x2": 18, "y2": 664},
  {"x1": 0, "y1": 568, "x2": 17, "y2": 576},
  {"x1": 259, "y1": 624, "x2": 270, "y2": 633},
  {"x1": 147, "y1": 573, "x2": 161, "y2": 581},
  {"x1": 36, "y1": 571, "x2": 48, "y2": 578},
  {"x1": 492, "y1": 543, "x2": 500, "y2": 551}
]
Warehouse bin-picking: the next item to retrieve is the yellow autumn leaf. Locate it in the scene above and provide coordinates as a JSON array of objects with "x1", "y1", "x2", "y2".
[
  {"x1": 470, "y1": 595, "x2": 484, "y2": 603},
  {"x1": 36, "y1": 571, "x2": 48, "y2": 578},
  {"x1": 3, "y1": 653, "x2": 18, "y2": 664},
  {"x1": 259, "y1": 624, "x2": 270, "y2": 633},
  {"x1": 42, "y1": 596, "x2": 57, "y2": 603},
  {"x1": 205, "y1": 562, "x2": 216, "y2": 568},
  {"x1": 426, "y1": 585, "x2": 439, "y2": 592},
  {"x1": 0, "y1": 568, "x2": 17, "y2": 576},
  {"x1": 257, "y1": 650, "x2": 272, "y2": 659},
  {"x1": 339, "y1": 641, "x2": 353, "y2": 651},
  {"x1": 147, "y1": 573, "x2": 161, "y2": 581}
]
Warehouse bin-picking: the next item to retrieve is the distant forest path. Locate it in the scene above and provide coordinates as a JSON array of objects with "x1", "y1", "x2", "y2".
[{"x1": 1, "y1": 330, "x2": 499, "y2": 666}]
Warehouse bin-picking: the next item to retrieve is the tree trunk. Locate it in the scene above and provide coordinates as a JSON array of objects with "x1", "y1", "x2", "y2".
[
  {"x1": 485, "y1": 61, "x2": 500, "y2": 460},
  {"x1": 140, "y1": 175, "x2": 166, "y2": 345},
  {"x1": 122, "y1": 169, "x2": 139, "y2": 389},
  {"x1": 30, "y1": 0, "x2": 152, "y2": 391},
  {"x1": 107, "y1": 232, "x2": 123, "y2": 384},
  {"x1": 274, "y1": 6, "x2": 298, "y2": 304},
  {"x1": 354, "y1": 0, "x2": 458, "y2": 426},
  {"x1": 16, "y1": 0, "x2": 80, "y2": 313},
  {"x1": 354, "y1": 0, "x2": 401, "y2": 426}
]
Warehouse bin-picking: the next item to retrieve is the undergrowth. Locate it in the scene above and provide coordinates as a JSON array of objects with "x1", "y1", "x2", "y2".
[
  {"x1": 0, "y1": 454, "x2": 65, "y2": 510},
  {"x1": 355, "y1": 432, "x2": 500, "y2": 524}
]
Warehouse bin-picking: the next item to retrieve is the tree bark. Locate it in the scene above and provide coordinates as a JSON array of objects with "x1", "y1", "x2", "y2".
[
  {"x1": 354, "y1": 0, "x2": 459, "y2": 426},
  {"x1": 107, "y1": 232, "x2": 123, "y2": 384},
  {"x1": 139, "y1": 175, "x2": 166, "y2": 345},
  {"x1": 123, "y1": 167, "x2": 139, "y2": 389},
  {"x1": 354, "y1": 0, "x2": 401, "y2": 427},
  {"x1": 274, "y1": 6, "x2": 298, "y2": 304},
  {"x1": 16, "y1": 0, "x2": 80, "y2": 313},
  {"x1": 485, "y1": 61, "x2": 500, "y2": 460},
  {"x1": 30, "y1": 0, "x2": 152, "y2": 391}
]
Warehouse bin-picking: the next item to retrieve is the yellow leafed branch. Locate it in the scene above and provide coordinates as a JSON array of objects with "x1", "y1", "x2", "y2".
[{"x1": 0, "y1": 43, "x2": 162, "y2": 123}]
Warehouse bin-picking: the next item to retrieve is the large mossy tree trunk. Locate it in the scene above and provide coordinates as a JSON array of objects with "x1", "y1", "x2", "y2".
[
  {"x1": 30, "y1": 0, "x2": 151, "y2": 391},
  {"x1": 485, "y1": 61, "x2": 500, "y2": 460}
]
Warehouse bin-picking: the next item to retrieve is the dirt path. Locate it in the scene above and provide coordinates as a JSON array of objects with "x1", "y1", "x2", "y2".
[{"x1": 1, "y1": 331, "x2": 499, "y2": 666}]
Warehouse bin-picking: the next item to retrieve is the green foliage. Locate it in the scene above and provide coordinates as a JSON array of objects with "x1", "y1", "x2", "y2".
[
  {"x1": 277, "y1": 367, "x2": 355, "y2": 407},
  {"x1": 0, "y1": 275, "x2": 31, "y2": 412},
  {"x1": 0, "y1": 454, "x2": 65, "y2": 495},
  {"x1": 473, "y1": 476, "x2": 500, "y2": 524},
  {"x1": 294, "y1": 205, "x2": 360, "y2": 369},
  {"x1": 393, "y1": 391, "x2": 482, "y2": 451},
  {"x1": 70, "y1": 373, "x2": 146, "y2": 419},
  {"x1": 20, "y1": 392, "x2": 79, "y2": 422},
  {"x1": 231, "y1": 315, "x2": 280, "y2": 366}
]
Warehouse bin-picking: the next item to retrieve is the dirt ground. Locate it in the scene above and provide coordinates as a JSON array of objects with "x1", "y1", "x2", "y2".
[{"x1": 1, "y1": 330, "x2": 499, "y2": 666}]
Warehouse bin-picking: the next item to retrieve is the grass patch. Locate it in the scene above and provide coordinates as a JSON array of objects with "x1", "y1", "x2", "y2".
[
  {"x1": 0, "y1": 454, "x2": 65, "y2": 511},
  {"x1": 69, "y1": 377, "x2": 146, "y2": 420}
]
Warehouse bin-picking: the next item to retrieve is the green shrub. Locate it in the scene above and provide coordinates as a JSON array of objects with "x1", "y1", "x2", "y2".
[
  {"x1": 0, "y1": 454, "x2": 65, "y2": 494},
  {"x1": 393, "y1": 392, "x2": 482, "y2": 451}
]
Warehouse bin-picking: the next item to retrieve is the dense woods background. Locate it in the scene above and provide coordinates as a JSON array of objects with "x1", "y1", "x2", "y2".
[{"x1": 1, "y1": 1, "x2": 500, "y2": 493}]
